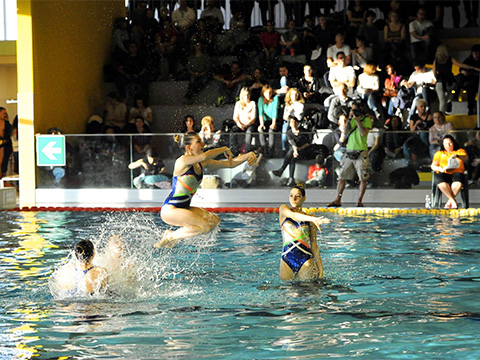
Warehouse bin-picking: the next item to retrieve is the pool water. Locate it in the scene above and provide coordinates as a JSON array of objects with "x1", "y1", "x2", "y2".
[{"x1": 1, "y1": 210, "x2": 479, "y2": 359}]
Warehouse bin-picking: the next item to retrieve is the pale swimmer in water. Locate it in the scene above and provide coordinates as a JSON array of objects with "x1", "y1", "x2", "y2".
[{"x1": 49, "y1": 239, "x2": 108, "y2": 298}]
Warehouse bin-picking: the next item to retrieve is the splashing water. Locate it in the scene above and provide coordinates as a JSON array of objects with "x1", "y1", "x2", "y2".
[{"x1": 48, "y1": 211, "x2": 219, "y2": 301}]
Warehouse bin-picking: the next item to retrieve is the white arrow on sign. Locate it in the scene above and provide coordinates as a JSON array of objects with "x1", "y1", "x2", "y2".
[{"x1": 41, "y1": 141, "x2": 62, "y2": 160}]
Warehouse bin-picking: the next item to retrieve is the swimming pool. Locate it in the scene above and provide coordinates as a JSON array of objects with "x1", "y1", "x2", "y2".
[{"x1": 1, "y1": 210, "x2": 479, "y2": 359}]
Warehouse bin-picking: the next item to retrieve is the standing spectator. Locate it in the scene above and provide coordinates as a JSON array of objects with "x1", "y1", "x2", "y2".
[
  {"x1": 259, "y1": 20, "x2": 280, "y2": 78},
  {"x1": 172, "y1": 0, "x2": 196, "y2": 37},
  {"x1": 282, "y1": 88, "x2": 305, "y2": 151},
  {"x1": 258, "y1": 84, "x2": 280, "y2": 156},
  {"x1": 131, "y1": 0, "x2": 148, "y2": 48},
  {"x1": 115, "y1": 41, "x2": 149, "y2": 102},
  {"x1": 184, "y1": 43, "x2": 211, "y2": 104},
  {"x1": 327, "y1": 101, "x2": 373, "y2": 207},
  {"x1": 463, "y1": 0, "x2": 479, "y2": 27},
  {"x1": 155, "y1": 17, "x2": 178, "y2": 79},
  {"x1": 429, "y1": 111, "x2": 454, "y2": 157},
  {"x1": 112, "y1": 17, "x2": 130, "y2": 61},
  {"x1": 455, "y1": 44, "x2": 480, "y2": 115},
  {"x1": 283, "y1": 0, "x2": 307, "y2": 27},
  {"x1": 103, "y1": 92, "x2": 127, "y2": 131},
  {"x1": 409, "y1": 7, "x2": 434, "y2": 63},
  {"x1": 434, "y1": 44, "x2": 480, "y2": 114},
  {"x1": 214, "y1": 61, "x2": 248, "y2": 105},
  {"x1": 232, "y1": 87, "x2": 257, "y2": 154},
  {"x1": 0, "y1": 107, "x2": 12, "y2": 179},
  {"x1": 280, "y1": 19, "x2": 300, "y2": 56},
  {"x1": 346, "y1": 0, "x2": 365, "y2": 46},
  {"x1": 200, "y1": 0, "x2": 224, "y2": 27},
  {"x1": 258, "y1": 0, "x2": 278, "y2": 27}
]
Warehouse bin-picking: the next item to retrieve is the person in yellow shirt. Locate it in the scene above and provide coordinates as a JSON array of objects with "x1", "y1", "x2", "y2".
[{"x1": 431, "y1": 135, "x2": 468, "y2": 209}]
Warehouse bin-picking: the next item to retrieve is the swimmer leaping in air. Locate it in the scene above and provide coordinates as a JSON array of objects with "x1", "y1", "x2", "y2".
[{"x1": 155, "y1": 132, "x2": 256, "y2": 248}]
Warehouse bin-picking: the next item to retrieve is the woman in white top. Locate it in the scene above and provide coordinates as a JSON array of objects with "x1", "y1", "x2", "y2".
[
  {"x1": 128, "y1": 96, "x2": 153, "y2": 125},
  {"x1": 232, "y1": 87, "x2": 257, "y2": 154},
  {"x1": 282, "y1": 88, "x2": 304, "y2": 151},
  {"x1": 356, "y1": 62, "x2": 383, "y2": 122}
]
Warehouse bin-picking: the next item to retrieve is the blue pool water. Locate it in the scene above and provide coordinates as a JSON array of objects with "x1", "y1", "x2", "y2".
[{"x1": 1, "y1": 210, "x2": 479, "y2": 359}]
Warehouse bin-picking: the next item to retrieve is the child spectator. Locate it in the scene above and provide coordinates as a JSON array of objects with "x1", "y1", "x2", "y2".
[{"x1": 306, "y1": 154, "x2": 328, "y2": 187}]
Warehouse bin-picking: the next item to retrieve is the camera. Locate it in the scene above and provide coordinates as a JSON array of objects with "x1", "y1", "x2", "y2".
[{"x1": 353, "y1": 109, "x2": 362, "y2": 117}]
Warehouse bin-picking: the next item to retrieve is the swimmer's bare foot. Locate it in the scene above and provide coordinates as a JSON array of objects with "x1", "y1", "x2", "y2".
[{"x1": 154, "y1": 230, "x2": 178, "y2": 248}]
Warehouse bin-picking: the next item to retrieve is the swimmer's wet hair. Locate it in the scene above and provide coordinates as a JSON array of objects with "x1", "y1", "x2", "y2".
[
  {"x1": 173, "y1": 132, "x2": 199, "y2": 149},
  {"x1": 75, "y1": 239, "x2": 94, "y2": 263},
  {"x1": 292, "y1": 182, "x2": 306, "y2": 196}
]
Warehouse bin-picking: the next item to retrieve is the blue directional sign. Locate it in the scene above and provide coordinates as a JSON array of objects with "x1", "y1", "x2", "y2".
[{"x1": 36, "y1": 135, "x2": 66, "y2": 166}]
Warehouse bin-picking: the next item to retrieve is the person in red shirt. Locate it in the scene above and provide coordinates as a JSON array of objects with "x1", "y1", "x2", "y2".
[
  {"x1": 259, "y1": 20, "x2": 280, "y2": 77},
  {"x1": 306, "y1": 154, "x2": 328, "y2": 187}
]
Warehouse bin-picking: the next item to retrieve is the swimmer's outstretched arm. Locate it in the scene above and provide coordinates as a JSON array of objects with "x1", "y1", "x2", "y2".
[
  {"x1": 204, "y1": 151, "x2": 257, "y2": 170},
  {"x1": 279, "y1": 205, "x2": 331, "y2": 231},
  {"x1": 175, "y1": 147, "x2": 234, "y2": 174}
]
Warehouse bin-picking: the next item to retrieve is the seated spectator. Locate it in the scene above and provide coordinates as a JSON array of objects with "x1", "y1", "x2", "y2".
[
  {"x1": 431, "y1": 135, "x2": 468, "y2": 209},
  {"x1": 143, "y1": 8, "x2": 160, "y2": 55},
  {"x1": 128, "y1": 96, "x2": 153, "y2": 126},
  {"x1": 0, "y1": 107, "x2": 12, "y2": 180},
  {"x1": 155, "y1": 17, "x2": 178, "y2": 79},
  {"x1": 356, "y1": 62, "x2": 384, "y2": 123},
  {"x1": 405, "y1": 62, "x2": 436, "y2": 121},
  {"x1": 128, "y1": 149, "x2": 170, "y2": 189},
  {"x1": 199, "y1": 116, "x2": 222, "y2": 149},
  {"x1": 273, "y1": 65, "x2": 297, "y2": 102},
  {"x1": 258, "y1": 85, "x2": 280, "y2": 156},
  {"x1": 115, "y1": 41, "x2": 149, "y2": 102},
  {"x1": 232, "y1": 87, "x2": 257, "y2": 154},
  {"x1": 455, "y1": 44, "x2": 480, "y2": 115},
  {"x1": 298, "y1": 64, "x2": 332, "y2": 104},
  {"x1": 383, "y1": 10, "x2": 407, "y2": 68},
  {"x1": 259, "y1": 20, "x2": 280, "y2": 77},
  {"x1": 221, "y1": 20, "x2": 251, "y2": 58},
  {"x1": 464, "y1": 129, "x2": 480, "y2": 186},
  {"x1": 326, "y1": 33, "x2": 351, "y2": 68},
  {"x1": 382, "y1": 64, "x2": 402, "y2": 117},
  {"x1": 311, "y1": 14, "x2": 335, "y2": 75},
  {"x1": 248, "y1": 68, "x2": 268, "y2": 103},
  {"x1": 179, "y1": 114, "x2": 198, "y2": 133},
  {"x1": 328, "y1": 52, "x2": 356, "y2": 95},
  {"x1": 429, "y1": 111, "x2": 454, "y2": 158},
  {"x1": 302, "y1": 15, "x2": 318, "y2": 62},
  {"x1": 403, "y1": 98, "x2": 432, "y2": 167},
  {"x1": 190, "y1": 18, "x2": 215, "y2": 55},
  {"x1": 306, "y1": 154, "x2": 328, "y2": 187},
  {"x1": 409, "y1": 7, "x2": 434, "y2": 63},
  {"x1": 132, "y1": 116, "x2": 151, "y2": 160},
  {"x1": 282, "y1": 88, "x2": 305, "y2": 151},
  {"x1": 327, "y1": 84, "x2": 354, "y2": 128},
  {"x1": 214, "y1": 61, "x2": 248, "y2": 105},
  {"x1": 184, "y1": 43, "x2": 211, "y2": 103},
  {"x1": 103, "y1": 92, "x2": 127, "y2": 130},
  {"x1": 434, "y1": 44, "x2": 480, "y2": 114},
  {"x1": 271, "y1": 116, "x2": 319, "y2": 187},
  {"x1": 351, "y1": 35, "x2": 373, "y2": 72},
  {"x1": 384, "y1": 115, "x2": 408, "y2": 159},
  {"x1": 86, "y1": 115, "x2": 104, "y2": 134},
  {"x1": 280, "y1": 19, "x2": 300, "y2": 56}
]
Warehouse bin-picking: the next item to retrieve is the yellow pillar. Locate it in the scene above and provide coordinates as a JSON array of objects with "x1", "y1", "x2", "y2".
[{"x1": 17, "y1": 0, "x2": 35, "y2": 207}]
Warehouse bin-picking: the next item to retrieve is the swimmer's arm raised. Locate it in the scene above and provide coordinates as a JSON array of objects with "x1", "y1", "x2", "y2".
[
  {"x1": 175, "y1": 147, "x2": 234, "y2": 173},
  {"x1": 204, "y1": 151, "x2": 257, "y2": 170},
  {"x1": 279, "y1": 205, "x2": 331, "y2": 230}
]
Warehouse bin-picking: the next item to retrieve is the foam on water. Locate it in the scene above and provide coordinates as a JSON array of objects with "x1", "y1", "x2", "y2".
[{"x1": 48, "y1": 211, "x2": 218, "y2": 301}]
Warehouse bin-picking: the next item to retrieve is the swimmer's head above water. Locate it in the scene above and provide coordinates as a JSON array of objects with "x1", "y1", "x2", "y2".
[
  {"x1": 289, "y1": 183, "x2": 306, "y2": 209},
  {"x1": 75, "y1": 239, "x2": 95, "y2": 263}
]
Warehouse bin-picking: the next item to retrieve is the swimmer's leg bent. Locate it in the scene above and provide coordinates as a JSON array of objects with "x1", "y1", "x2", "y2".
[{"x1": 155, "y1": 205, "x2": 220, "y2": 247}]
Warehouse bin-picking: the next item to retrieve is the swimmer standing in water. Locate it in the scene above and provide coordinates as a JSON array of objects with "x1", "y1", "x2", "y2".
[
  {"x1": 279, "y1": 183, "x2": 331, "y2": 281},
  {"x1": 155, "y1": 132, "x2": 256, "y2": 247}
]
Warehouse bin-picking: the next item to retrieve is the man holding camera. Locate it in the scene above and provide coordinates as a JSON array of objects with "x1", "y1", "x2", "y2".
[{"x1": 327, "y1": 101, "x2": 372, "y2": 207}]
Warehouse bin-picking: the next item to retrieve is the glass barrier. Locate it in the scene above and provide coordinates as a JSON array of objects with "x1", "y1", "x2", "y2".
[{"x1": 35, "y1": 130, "x2": 479, "y2": 190}]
